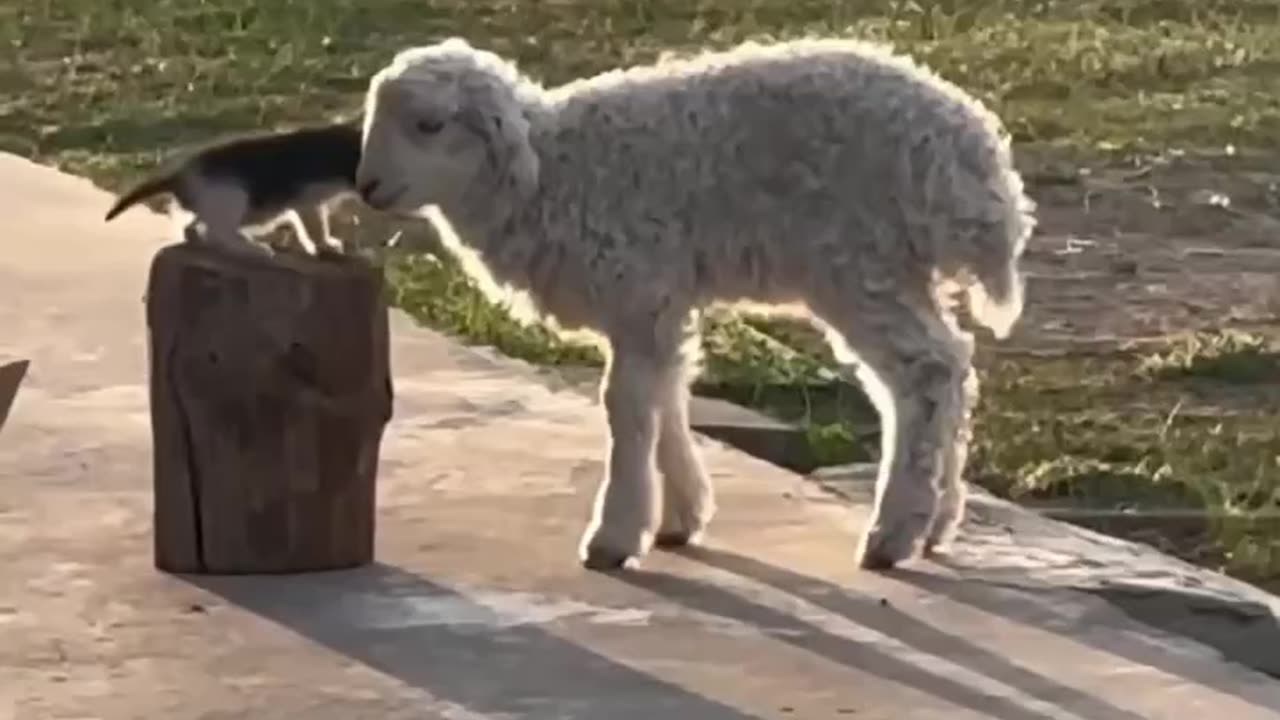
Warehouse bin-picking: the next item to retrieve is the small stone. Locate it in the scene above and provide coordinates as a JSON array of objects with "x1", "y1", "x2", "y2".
[
  {"x1": 1188, "y1": 188, "x2": 1231, "y2": 209},
  {"x1": 1113, "y1": 258, "x2": 1140, "y2": 276}
]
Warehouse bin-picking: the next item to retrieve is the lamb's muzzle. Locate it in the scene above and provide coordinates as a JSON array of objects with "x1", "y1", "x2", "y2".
[
  {"x1": 356, "y1": 178, "x2": 381, "y2": 203},
  {"x1": 358, "y1": 178, "x2": 406, "y2": 210}
]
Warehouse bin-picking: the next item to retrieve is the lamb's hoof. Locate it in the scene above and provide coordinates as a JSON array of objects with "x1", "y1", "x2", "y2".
[
  {"x1": 923, "y1": 538, "x2": 957, "y2": 560},
  {"x1": 654, "y1": 529, "x2": 705, "y2": 549},
  {"x1": 581, "y1": 546, "x2": 638, "y2": 572},
  {"x1": 654, "y1": 531, "x2": 692, "y2": 548},
  {"x1": 856, "y1": 527, "x2": 924, "y2": 572},
  {"x1": 858, "y1": 547, "x2": 903, "y2": 571},
  {"x1": 924, "y1": 508, "x2": 963, "y2": 554}
]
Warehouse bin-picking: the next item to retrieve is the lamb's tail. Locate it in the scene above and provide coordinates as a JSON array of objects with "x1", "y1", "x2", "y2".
[
  {"x1": 962, "y1": 170, "x2": 1036, "y2": 340},
  {"x1": 104, "y1": 172, "x2": 178, "y2": 221}
]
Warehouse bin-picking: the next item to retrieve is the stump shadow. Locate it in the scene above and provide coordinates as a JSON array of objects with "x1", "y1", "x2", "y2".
[
  {"x1": 616, "y1": 546, "x2": 1152, "y2": 720},
  {"x1": 188, "y1": 562, "x2": 765, "y2": 720}
]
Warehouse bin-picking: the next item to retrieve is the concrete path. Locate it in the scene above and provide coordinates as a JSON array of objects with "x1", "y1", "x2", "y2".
[{"x1": 3, "y1": 152, "x2": 1280, "y2": 719}]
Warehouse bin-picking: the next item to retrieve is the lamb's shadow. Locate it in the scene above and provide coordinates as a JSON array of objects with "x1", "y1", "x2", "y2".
[
  {"x1": 890, "y1": 563, "x2": 1280, "y2": 712},
  {"x1": 188, "y1": 563, "x2": 764, "y2": 720},
  {"x1": 620, "y1": 546, "x2": 1150, "y2": 720}
]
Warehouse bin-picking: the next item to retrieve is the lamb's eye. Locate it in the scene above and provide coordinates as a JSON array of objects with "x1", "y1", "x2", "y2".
[{"x1": 416, "y1": 118, "x2": 444, "y2": 135}]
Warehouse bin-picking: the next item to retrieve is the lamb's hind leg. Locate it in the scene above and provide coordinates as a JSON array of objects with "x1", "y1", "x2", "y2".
[
  {"x1": 819, "y1": 293, "x2": 972, "y2": 570},
  {"x1": 925, "y1": 354, "x2": 979, "y2": 557},
  {"x1": 654, "y1": 320, "x2": 715, "y2": 548}
]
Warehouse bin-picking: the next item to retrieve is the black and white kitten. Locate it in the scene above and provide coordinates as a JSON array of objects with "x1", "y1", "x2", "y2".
[{"x1": 104, "y1": 123, "x2": 363, "y2": 256}]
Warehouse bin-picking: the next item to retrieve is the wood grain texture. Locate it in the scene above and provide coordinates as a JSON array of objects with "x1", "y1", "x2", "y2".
[
  {"x1": 145, "y1": 243, "x2": 393, "y2": 574},
  {"x1": 0, "y1": 358, "x2": 29, "y2": 435}
]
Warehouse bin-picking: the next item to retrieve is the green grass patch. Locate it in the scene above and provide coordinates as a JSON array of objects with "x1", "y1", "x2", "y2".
[
  {"x1": 387, "y1": 252, "x2": 604, "y2": 369},
  {"x1": 973, "y1": 343, "x2": 1278, "y2": 505},
  {"x1": 976, "y1": 340, "x2": 1280, "y2": 582},
  {"x1": 1138, "y1": 330, "x2": 1280, "y2": 384},
  {"x1": 7, "y1": 0, "x2": 1280, "y2": 185}
]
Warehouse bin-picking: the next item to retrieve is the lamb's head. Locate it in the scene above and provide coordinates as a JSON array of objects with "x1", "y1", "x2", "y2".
[{"x1": 357, "y1": 38, "x2": 540, "y2": 222}]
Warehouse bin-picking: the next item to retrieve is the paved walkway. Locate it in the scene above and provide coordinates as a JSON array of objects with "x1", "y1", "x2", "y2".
[{"x1": 2, "y1": 153, "x2": 1280, "y2": 719}]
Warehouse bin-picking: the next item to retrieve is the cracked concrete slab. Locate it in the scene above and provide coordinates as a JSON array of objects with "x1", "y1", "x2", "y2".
[
  {"x1": 817, "y1": 463, "x2": 1280, "y2": 681},
  {"x1": 3, "y1": 153, "x2": 1280, "y2": 720}
]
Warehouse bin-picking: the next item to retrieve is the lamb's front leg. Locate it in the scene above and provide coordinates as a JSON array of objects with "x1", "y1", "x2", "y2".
[
  {"x1": 654, "y1": 360, "x2": 716, "y2": 548},
  {"x1": 580, "y1": 348, "x2": 663, "y2": 571}
]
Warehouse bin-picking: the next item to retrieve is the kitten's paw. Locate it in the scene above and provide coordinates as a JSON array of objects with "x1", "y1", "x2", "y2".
[
  {"x1": 217, "y1": 240, "x2": 274, "y2": 258},
  {"x1": 318, "y1": 237, "x2": 346, "y2": 255}
]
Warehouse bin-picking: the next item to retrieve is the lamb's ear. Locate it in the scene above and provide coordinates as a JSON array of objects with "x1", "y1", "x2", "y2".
[
  {"x1": 492, "y1": 109, "x2": 540, "y2": 199},
  {"x1": 460, "y1": 101, "x2": 539, "y2": 199}
]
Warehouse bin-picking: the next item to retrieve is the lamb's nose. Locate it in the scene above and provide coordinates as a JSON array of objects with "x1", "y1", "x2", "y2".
[{"x1": 357, "y1": 179, "x2": 381, "y2": 201}]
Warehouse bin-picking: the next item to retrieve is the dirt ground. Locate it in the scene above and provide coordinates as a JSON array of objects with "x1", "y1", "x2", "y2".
[
  {"x1": 1011, "y1": 150, "x2": 1280, "y2": 354},
  {"x1": 985, "y1": 149, "x2": 1280, "y2": 586}
]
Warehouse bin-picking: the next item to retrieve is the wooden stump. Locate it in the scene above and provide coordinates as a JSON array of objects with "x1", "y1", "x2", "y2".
[
  {"x1": 0, "y1": 359, "x2": 29, "y2": 435},
  {"x1": 146, "y1": 244, "x2": 393, "y2": 574}
]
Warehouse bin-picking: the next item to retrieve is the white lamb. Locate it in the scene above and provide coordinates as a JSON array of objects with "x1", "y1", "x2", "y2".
[{"x1": 356, "y1": 37, "x2": 1036, "y2": 571}]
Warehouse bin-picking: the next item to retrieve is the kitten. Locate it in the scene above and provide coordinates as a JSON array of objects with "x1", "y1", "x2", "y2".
[{"x1": 104, "y1": 123, "x2": 363, "y2": 257}]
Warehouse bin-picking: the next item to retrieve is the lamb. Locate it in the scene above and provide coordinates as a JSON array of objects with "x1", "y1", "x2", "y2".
[{"x1": 356, "y1": 37, "x2": 1036, "y2": 571}]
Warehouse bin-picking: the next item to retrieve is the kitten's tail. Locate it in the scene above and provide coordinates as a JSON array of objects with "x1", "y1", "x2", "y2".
[{"x1": 104, "y1": 171, "x2": 178, "y2": 221}]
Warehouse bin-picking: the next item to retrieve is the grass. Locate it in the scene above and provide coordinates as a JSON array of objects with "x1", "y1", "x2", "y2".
[
  {"x1": 8, "y1": 0, "x2": 1280, "y2": 181},
  {"x1": 6, "y1": 0, "x2": 1280, "y2": 585},
  {"x1": 977, "y1": 339, "x2": 1280, "y2": 583}
]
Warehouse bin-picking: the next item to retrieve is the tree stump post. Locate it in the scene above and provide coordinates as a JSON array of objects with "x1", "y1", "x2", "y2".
[
  {"x1": 0, "y1": 358, "x2": 29, "y2": 436},
  {"x1": 145, "y1": 244, "x2": 393, "y2": 574}
]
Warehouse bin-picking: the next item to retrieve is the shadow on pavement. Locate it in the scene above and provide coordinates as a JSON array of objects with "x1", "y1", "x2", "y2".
[
  {"x1": 891, "y1": 563, "x2": 1280, "y2": 713},
  {"x1": 189, "y1": 562, "x2": 766, "y2": 720},
  {"x1": 619, "y1": 546, "x2": 1147, "y2": 720}
]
